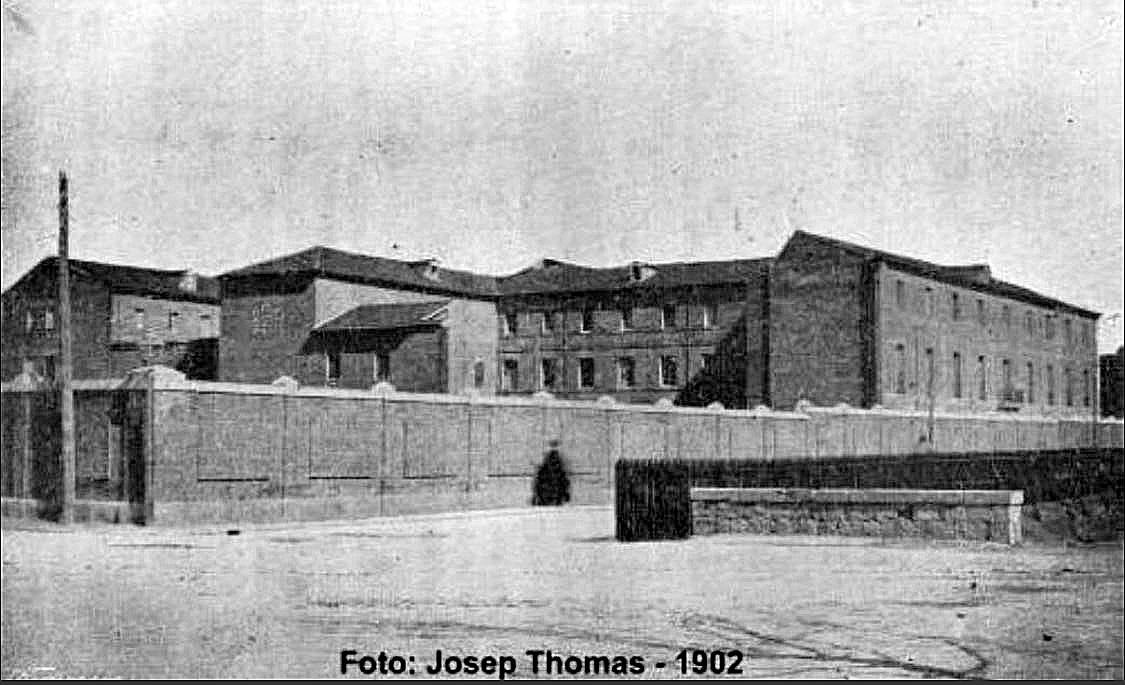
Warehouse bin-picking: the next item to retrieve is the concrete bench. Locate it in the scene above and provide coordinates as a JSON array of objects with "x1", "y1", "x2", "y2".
[{"x1": 691, "y1": 487, "x2": 1024, "y2": 545}]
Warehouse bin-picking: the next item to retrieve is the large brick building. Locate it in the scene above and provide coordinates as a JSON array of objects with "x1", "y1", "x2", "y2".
[
  {"x1": 217, "y1": 246, "x2": 500, "y2": 394},
  {"x1": 495, "y1": 258, "x2": 771, "y2": 405},
  {"x1": 1, "y1": 258, "x2": 220, "y2": 382},
  {"x1": 769, "y1": 231, "x2": 1100, "y2": 416},
  {"x1": 204, "y1": 230, "x2": 1102, "y2": 417}
]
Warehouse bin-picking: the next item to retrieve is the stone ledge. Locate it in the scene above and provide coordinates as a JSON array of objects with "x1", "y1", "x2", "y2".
[{"x1": 691, "y1": 487, "x2": 1023, "y2": 507}]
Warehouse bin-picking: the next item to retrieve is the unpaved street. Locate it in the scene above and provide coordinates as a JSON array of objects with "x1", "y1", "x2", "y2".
[{"x1": 2, "y1": 507, "x2": 1122, "y2": 679}]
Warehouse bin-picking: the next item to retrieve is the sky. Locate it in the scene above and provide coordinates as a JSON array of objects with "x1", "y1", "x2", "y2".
[{"x1": 2, "y1": 0, "x2": 1122, "y2": 350}]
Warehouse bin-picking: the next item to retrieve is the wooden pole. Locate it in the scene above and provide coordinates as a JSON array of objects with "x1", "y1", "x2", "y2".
[{"x1": 58, "y1": 171, "x2": 76, "y2": 524}]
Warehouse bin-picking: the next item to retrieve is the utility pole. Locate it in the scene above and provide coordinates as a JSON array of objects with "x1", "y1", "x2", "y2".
[{"x1": 58, "y1": 171, "x2": 75, "y2": 524}]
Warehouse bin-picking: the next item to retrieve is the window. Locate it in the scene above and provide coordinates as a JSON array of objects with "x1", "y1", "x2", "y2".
[
  {"x1": 1064, "y1": 319, "x2": 1072, "y2": 345},
  {"x1": 578, "y1": 358, "x2": 595, "y2": 389},
  {"x1": 923, "y1": 287, "x2": 934, "y2": 316},
  {"x1": 473, "y1": 360, "x2": 485, "y2": 388},
  {"x1": 661, "y1": 304, "x2": 677, "y2": 329},
  {"x1": 702, "y1": 303, "x2": 718, "y2": 329},
  {"x1": 977, "y1": 355, "x2": 987, "y2": 400},
  {"x1": 896, "y1": 280, "x2": 906, "y2": 308},
  {"x1": 374, "y1": 351, "x2": 391, "y2": 383},
  {"x1": 894, "y1": 344, "x2": 906, "y2": 394},
  {"x1": 1045, "y1": 315, "x2": 1054, "y2": 339},
  {"x1": 924, "y1": 347, "x2": 935, "y2": 396},
  {"x1": 502, "y1": 359, "x2": 519, "y2": 392},
  {"x1": 1025, "y1": 311, "x2": 1034, "y2": 336},
  {"x1": 580, "y1": 308, "x2": 594, "y2": 333},
  {"x1": 1026, "y1": 362, "x2": 1035, "y2": 403},
  {"x1": 617, "y1": 357, "x2": 636, "y2": 389},
  {"x1": 502, "y1": 312, "x2": 517, "y2": 337},
  {"x1": 540, "y1": 358, "x2": 559, "y2": 390},
  {"x1": 167, "y1": 311, "x2": 179, "y2": 331},
  {"x1": 620, "y1": 307, "x2": 634, "y2": 331},
  {"x1": 1082, "y1": 369, "x2": 1091, "y2": 407},
  {"x1": 1064, "y1": 368, "x2": 1073, "y2": 406},
  {"x1": 326, "y1": 351, "x2": 341, "y2": 386},
  {"x1": 977, "y1": 299, "x2": 986, "y2": 325},
  {"x1": 951, "y1": 293, "x2": 961, "y2": 321},
  {"x1": 952, "y1": 352, "x2": 963, "y2": 398},
  {"x1": 1001, "y1": 358, "x2": 1012, "y2": 399},
  {"x1": 1001, "y1": 305, "x2": 1011, "y2": 329},
  {"x1": 540, "y1": 311, "x2": 555, "y2": 335},
  {"x1": 1046, "y1": 365, "x2": 1055, "y2": 405},
  {"x1": 43, "y1": 308, "x2": 55, "y2": 331},
  {"x1": 701, "y1": 353, "x2": 715, "y2": 372},
  {"x1": 24, "y1": 310, "x2": 34, "y2": 333},
  {"x1": 659, "y1": 355, "x2": 679, "y2": 387},
  {"x1": 134, "y1": 307, "x2": 145, "y2": 330}
]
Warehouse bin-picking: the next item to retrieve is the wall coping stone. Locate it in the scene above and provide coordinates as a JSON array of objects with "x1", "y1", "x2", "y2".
[{"x1": 691, "y1": 487, "x2": 1024, "y2": 507}]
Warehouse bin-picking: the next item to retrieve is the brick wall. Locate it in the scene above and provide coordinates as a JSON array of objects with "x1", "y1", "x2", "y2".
[
  {"x1": 218, "y1": 276, "x2": 320, "y2": 384},
  {"x1": 769, "y1": 234, "x2": 871, "y2": 409}
]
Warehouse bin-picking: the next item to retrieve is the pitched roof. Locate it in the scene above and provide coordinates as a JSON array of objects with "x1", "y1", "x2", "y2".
[
  {"x1": 785, "y1": 230, "x2": 1098, "y2": 318},
  {"x1": 497, "y1": 257, "x2": 773, "y2": 295},
  {"x1": 314, "y1": 301, "x2": 449, "y2": 332},
  {"x1": 220, "y1": 246, "x2": 500, "y2": 297},
  {"x1": 3, "y1": 257, "x2": 219, "y2": 304}
]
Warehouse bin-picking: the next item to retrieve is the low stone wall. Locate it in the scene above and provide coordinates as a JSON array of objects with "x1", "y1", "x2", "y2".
[{"x1": 691, "y1": 488, "x2": 1024, "y2": 545}]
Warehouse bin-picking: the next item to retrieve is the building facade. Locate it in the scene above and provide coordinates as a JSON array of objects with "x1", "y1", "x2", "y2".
[
  {"x1": 217, "y1": 246, "x2": 500, "y2": 394},
  {"x1": 1, "y1": 258, "x2": 220, "y2": 382},
  {"x1": 495, "y1": 258, "x2": 771, "y2": 406},
  {"x1": 769, "y1": 231, "x2": 1100, "y2": 416}
]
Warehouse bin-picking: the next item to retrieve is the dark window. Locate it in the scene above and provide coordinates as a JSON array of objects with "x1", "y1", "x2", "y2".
[
  {"x1": 541, "y1": 311, "x2": 556, "y2": 335},
  {"x1": 540, "y1": 358, "x2": 558, "y2": 390},
  {"x1": 1082, "y1": 369, "x2": 1091, "y2": 407},
  {"x1": 502, "y1": 359, "x2": 519, "y2": 392},
  {"x1": 1026, "y1": 362, "x2": 1035, "y2": 403},
  {"x1": 1025, "y1": 311, "x2": 1034, "y2": 336},
  {"x1": 578, "y1": 358, "x2": 595, "y2": 389},
  {"x1": 620, "y1": 307, "x2": 634, "y2": 331},
  {"x1": 502, "y1": 312, "x2": 518, "y2": 337},
  {"x1": 661, "y1": 304, "x2": 677, "y2": 329},
  {"x1": 617, "y1": 358, "x2": 635, "y2": 389},
  {"x1": 1045, "y1": 315, "x2": 1055, "y2": 339},
  {"x1": 895, "y1": 280, "x2": 906, "y2": 308},
  {"x1": 374, "y1": 351, "x2": 391, "y2": 382},
  {"x1": 1064, "y1": 319, "x2": 1072, "y2": 345},
  {"x1": 924, "y1": 348, "x2": 935, "y2": 397},
  {"x1": 952, "y1": 352, "x2": 962, "y2": 398},
  {"x1": 659, "y1": 355, "x2": 678, "y2": 387},
  {"x1": 1002, "y1": 305, "x2": 1011, "y2": 329},
  {"x1": 894, "y1": 344, "x2": 906, "y2": 394},
  {"x1": 701, "y1": 353, "x2": 715, "y2": 372},
  {"x1": 580, "y1": 308, "x2": 594, "y2": 333},
  {"x1": 1064, "y1": 368, "x2": 1073, "y2": 406},
  {"x1": 977, "y1": 299, "x2": 986, "y2": 325},
  {"x1": 473, "y1": 360, "x2": 485, "y2": 388},
  {"x1": 1001, "y1": 358, "x2": 1012, "y2": 399},
  {"x1": 1047, "y1": 364, "x2": 1055, "y2": 405},
  {"x1": 326, "y1": 351, "x2": 341, "y2": 386},
  {"x1": 977, "y1": 355, "x2": 987, "y2": 400},
  {"x1": 168, "y1": 311, "x2": 179, "y2": 331},
  {"x1": 951, "y1": 293, "x2": 961, "y2": 321}
]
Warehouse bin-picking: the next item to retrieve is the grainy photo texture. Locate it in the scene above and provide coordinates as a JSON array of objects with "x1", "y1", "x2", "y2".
[{"x1": 1, "y1": 0, "x2": 1123, "y2": 679}]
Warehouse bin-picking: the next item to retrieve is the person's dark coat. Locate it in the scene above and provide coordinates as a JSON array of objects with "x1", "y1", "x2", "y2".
[{"x1": 533, "y1": 446, "x2": 571, "y2": 506}]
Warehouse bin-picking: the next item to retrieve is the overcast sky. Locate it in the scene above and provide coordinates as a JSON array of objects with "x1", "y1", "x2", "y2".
[{"x1": 2, "y1": 0, "x2": 1122, "y2": 350}]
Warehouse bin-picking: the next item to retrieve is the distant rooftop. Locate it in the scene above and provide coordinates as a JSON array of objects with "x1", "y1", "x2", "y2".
[
  {"x1": 3, "y1": 257, "x2": 219, "y2": 304},
  {"x1": 786, "y1": 230, "x2": 1099, "y2": 318}
]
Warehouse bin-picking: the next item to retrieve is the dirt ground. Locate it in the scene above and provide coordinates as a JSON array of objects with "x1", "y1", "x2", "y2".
[{"x1": 2, "y1": 507, "x2": 1123, "y2": 679}]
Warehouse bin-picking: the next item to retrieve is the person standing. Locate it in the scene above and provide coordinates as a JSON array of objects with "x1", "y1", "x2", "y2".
[{"x1": 533, "y1": 439, "x2": 571, "y2": 506}]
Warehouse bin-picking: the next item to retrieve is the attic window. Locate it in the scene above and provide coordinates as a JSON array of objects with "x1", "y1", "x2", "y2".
[
  {"x1": 178, "y1": 272, "x2": 198, "y2": 293},
  {"x1": 629, "y1": 262, "x2": 656, "y2": 283}
]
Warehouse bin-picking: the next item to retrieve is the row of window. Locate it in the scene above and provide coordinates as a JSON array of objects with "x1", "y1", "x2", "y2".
[
  {"x1": 130, "y1": 308, "x2": 213, "y2": 332},
  {"x1": 891, "y1": 345, "x2": 1094, "y2": 407},
  {"x1": 501, "y1": 353, "x2": 713, "y2": 392},
  {"x1": 501, "y1": 303, "x2": 719, "y2": 337},
  {"x1": 894, "y1": 280, "x2": 1092, "y2": 346}
]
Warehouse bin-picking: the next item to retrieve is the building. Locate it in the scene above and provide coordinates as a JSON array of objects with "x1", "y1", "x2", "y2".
[
  {"x1": 212, "y1": 231, "x2": 1099, "y2": 416},
  {"x1": 769, "y1": 231, "x2": 1100, "y2": 416},
  {"x1": 1, "y1": 257, "x2": 220, "y2": 382},
  {"x1": 217, "y1": 246, "x2": 500, "y2": 393},
  {"x1": 1101, "y1": 346, "x2": 1124, "y2": 419},
  {"x1": 495, "y1": 258, "x2": 771, "y2": 406}
]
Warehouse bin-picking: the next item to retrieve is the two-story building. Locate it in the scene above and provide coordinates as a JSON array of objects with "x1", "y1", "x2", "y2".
[
  {"x1": 495, "y1": 258, "x2": 772, "y2": 406},
  {"x1": 768, "y1": 231, "x2": 1100, "y2": 416},
  {"x1": 1, "y1": 257, "x2": 220, "y2": 382},
  {"x1": 217, "y1": 246, "x2": 500, "y2": 394}
]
